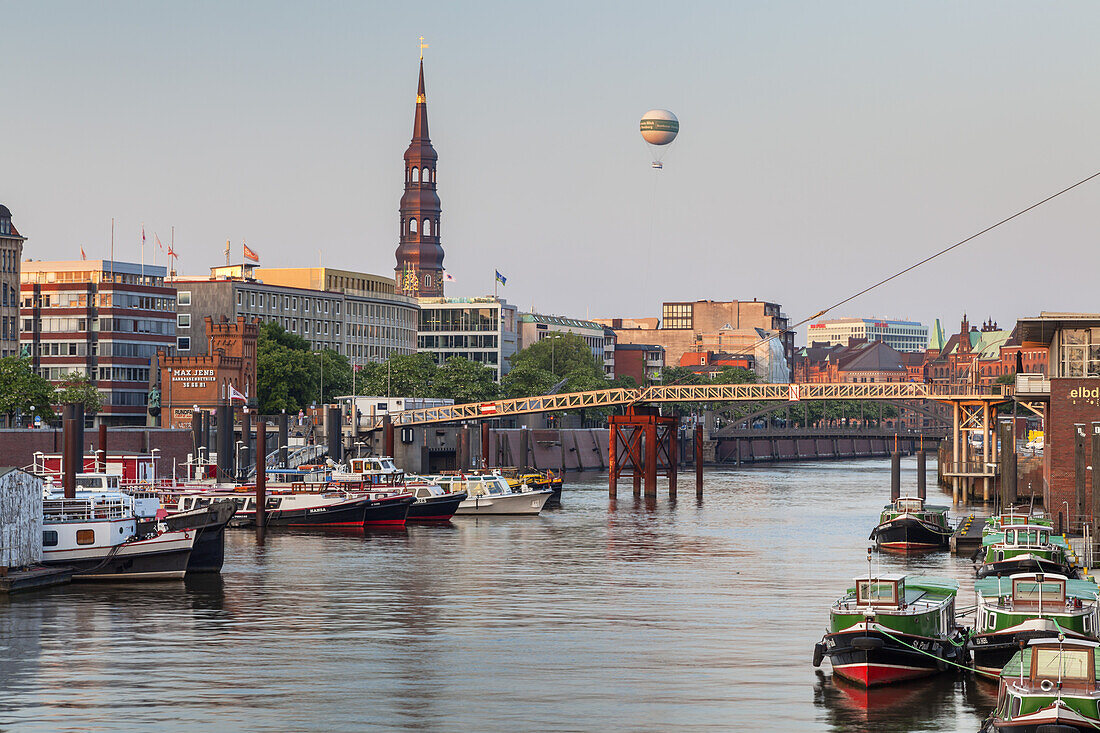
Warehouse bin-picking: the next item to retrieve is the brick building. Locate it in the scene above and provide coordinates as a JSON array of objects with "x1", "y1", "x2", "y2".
[
  {"x1": 158, "y1": 316, "x2": 258, "y2": 429},
  {"x1": 20, "y1": 260, "x2": 175, "y2": 426},
  {"x1": 0, "y1": 205, "x2": 25, "y2": 357},
  {"x1": 613, "y1": 343, "x2": 664, "y2": 385}
]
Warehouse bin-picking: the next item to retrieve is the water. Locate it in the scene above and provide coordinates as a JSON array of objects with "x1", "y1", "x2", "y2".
[{"x1": 0, "y1": 458, "x2": 994, "y2": 732}]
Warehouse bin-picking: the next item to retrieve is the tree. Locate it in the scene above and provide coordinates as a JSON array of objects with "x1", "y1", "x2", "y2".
[
  {"x1": 353, "y1": 352, "x2": 440, "y2": 398},
  {"x1": 434, "y1": 357, "x2": 498, "y2": 403},
  {"x1": 55, "y1": 372, "x2": 102, "y2": 414},
  {"x1": 511, "y1": 333, "x2": 603, "y2": 381},
  {"x1": 0, "y1": 357, "x2": 56, "y2": 425},
  {"x1": 256, "y1": 321, "x2": 352, "y2": 413},
  {"x1": 500, "y1": 362, "x2": 556, "y2": 399}
]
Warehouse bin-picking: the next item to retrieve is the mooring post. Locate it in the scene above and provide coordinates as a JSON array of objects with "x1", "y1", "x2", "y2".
[
  {"x1": 917, "y1": 449, "x2": 926, "y2": 500},
  {"x1": 520, "y1": 427, "x2": 530, "y2": 471},
  {"x1": 890, "y1": 451, "x2": 901, "y2": 501},
  {"x1": 62, "y1": 417, "x2": 76, "y2": 499},
  {"x1": 279, "y1": 411, "x2": 289, "y2": 467},
  {"x1": 1076, "y1": 424, "x2": 1088, "y2": 530},
  {"x1": 951, "y1": 401, "x2": 960, "y2": 505},
  {"x1": 695, "y1": 424, "x2": 703, "y2": 497},
  {"x1": 633, "y1": 429, "x2": 642, "y2": 496},
  {"x1": 241, "y1": 409, "x2": 252, "y2": 477},
  {"x1": 608, "y1": 423, "x2": 617, "y2": 497},
  {"x1": 668, "y1": 423, "x2": 678, "y2": 498},
  {"x1": 481, "y1": 422, "x2": 490, "y2": 469},
  {"x1": 191, "y1": 409, "x2": 202, "y2": 469},
  {"x1": 98, "y1": 422, "x2": 108, "y2": 473},
  {"x1": 1092, "y1": 423, "x2": 1100, "y2": 552},
  {"x1": 383, "y1": 413, "x2": 394, "y2": 458},
  {"x1": 256, "y1": 420, "x2": 267, "y2": 529}
]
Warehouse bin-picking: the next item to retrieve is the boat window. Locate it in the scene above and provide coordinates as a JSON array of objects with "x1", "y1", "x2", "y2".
[
  {"x1": 1086, "y1": 615, "x2": 1092, "y2": 634},
  {"x1": 1009, "y1": 694, "x2": 1021, "y2": 719},
  {"x1": 76, "y1": 529, "x2": 95, "y2": 545},
  {"x1": 467, "y1": 483, "x2": 486, "y2": 496},
  {"x1": 42, "y1": 530, "x2": 58, "y2": 547},
  {"x1": 266, "y1": 498, "x2": 280, "y2": 509},
  {"x1": 1013, "y1": 579, "x2": 1066, "y2": 604},
  {"x1": 416, "y1": 488, "x2": 430, "y2": 498},
  {"x1": 896, "y1": 498, "x2": 922, "y2": 512},
  {"x1": 856, "y1": 580, "x2": 898, "y2": 605},
  {"x1": 986, "y1": 612, "x2": 997, "y2": 631},
  {"x1": 1005, "y1": 530, "x2": 1015, "y2": 544},
  {"x1": 1039, "y1": 531, "x2": 1049, "y2": 544},
  {"x1": 1033, "y1": 647, "x2": 1093, "y2": 680}
]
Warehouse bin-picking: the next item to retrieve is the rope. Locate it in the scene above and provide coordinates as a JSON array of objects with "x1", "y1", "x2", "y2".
[
  {"x1": 661, "y1": 167, "x2": 1100, "y2": 387},
  {"x1": 871, "y1": 625, "x2": 999, "y2": 679}
]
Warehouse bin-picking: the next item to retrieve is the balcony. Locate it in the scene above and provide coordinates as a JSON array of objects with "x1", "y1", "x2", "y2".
[{"x1": 1015, "y1": 373, "x2": 1050, "y2": 399}]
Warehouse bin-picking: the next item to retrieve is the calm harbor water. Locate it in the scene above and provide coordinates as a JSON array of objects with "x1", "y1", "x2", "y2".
[{"x1": 1, "y1": 458, "x2": 994, "y2": 732}]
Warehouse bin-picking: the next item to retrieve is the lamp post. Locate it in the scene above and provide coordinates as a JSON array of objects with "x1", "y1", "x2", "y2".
[
  {"x1": 315, "y1": 351, "x2": 324, "y2": 407},
  {"x1": 235, "y1": 440, "x2": 244, "y2": 482},
  {"x1": 166, "y1": 367, "x2": 173, "y2": 428}
]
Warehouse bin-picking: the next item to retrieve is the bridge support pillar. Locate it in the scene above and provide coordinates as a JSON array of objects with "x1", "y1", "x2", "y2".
[
  {"x1": 644, "y1": 424, "x2": 657, "y2": 498},
  {"x1": 951, "y1": 402, "x2": 960, "y2": 506},
  {"x1": 608, "y1": 424, "x2": 618, "y2": 497},
  {"x1": 668, "y1": 427, "x2": 677, "y2": 499},
  {"x1": 608, "y1": 407, "x2": 677, "y2": 500}
]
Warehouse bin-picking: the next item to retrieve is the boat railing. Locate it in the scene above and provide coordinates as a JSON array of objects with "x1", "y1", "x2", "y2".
[{"x1": 43, "y1": 496, "x2": 130, "y2": 522}]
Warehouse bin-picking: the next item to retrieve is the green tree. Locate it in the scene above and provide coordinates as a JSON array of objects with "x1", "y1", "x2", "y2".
[
  {"x1": 500, "y1": 362, "x2": 557, "y2": 399},
  {"x1": 55, "y1": 371, "x2": 102, "y2": 414},
  {"x1": 434, "y1": 357, "x2": 499, "y2": 403},
  {"x1": 256, "y1": 321, "x2": 352, "y2": 412},
  {"x1": 354, "y1": 353, "x2": 440, "y2": 398},
  {"x1": 511, "y1": 333, "x2": 603, "y2": 381},
  {"x1": 0, "y1": 357, "x2": 56, "y2": 425}
]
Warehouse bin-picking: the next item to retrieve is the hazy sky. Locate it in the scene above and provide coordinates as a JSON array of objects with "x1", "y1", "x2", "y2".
[{"x1": 6, "y1": 1, "x2": 1100, "y2": 343}]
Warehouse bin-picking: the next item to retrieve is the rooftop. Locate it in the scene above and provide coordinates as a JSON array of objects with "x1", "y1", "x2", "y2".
[{"x1": 519, "y1": 313, "x2": 603, "y2": 330}]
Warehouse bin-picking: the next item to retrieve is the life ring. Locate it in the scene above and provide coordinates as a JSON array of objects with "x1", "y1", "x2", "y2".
[{"x1": 1040, "y1": 678, "x2": 1055, "y2": 692}]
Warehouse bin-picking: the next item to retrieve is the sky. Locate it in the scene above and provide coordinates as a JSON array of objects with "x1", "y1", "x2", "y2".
[{"x1": 5, "y1": 1, "x2": 1100, "y2": 344}]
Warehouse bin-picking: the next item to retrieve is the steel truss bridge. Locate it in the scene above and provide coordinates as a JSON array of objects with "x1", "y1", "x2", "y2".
[{"x1": 364, "y1": 382, "x2": 1010, "y2": 429}]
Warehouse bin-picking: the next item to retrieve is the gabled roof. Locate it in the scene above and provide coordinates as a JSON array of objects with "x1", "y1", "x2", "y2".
[
  {"x1": 838, "y1": 341, "x2": 907, "y2": 373},
  {"x1": 928, "y1": 319, "x2": 946, "y2": 351}
]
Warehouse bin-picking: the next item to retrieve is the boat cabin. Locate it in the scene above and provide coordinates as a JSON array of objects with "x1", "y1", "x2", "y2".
[
  {"x1": 854, "y1": 574, "x2": 906, "y2": 608},
  {"x1": 893, "y1": 497, "x2": 925, "y2": 513},
  {"x1": 348, "y1": 457, "x2": 400, "y2": 475},
  {"x1": 1001, "y1": 524, "x2": 1052, "y2": 548},
  {"x1": 1022, "y1": 638, "x2": 1099, "y2": 688},
  {"x1": 34, "y1": 452, "x2": 159, "y2": 486},
  {"x1": 434, "y1": 474, "x2": 512, "y2": 497}
]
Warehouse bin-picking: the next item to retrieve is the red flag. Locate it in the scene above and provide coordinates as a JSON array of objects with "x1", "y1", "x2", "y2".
[
  {"x1": 154, "y1": 233, "x2": 163, "y2": 251},
  {"x1": 243, "y1": 242, "x2": 259, "y2": 262},
  {"x1": 167, "y1": 245, "x2": 177, "y2": 259},
  {"x1": 141, "y1": 225, "x2": 146, "y2": 245},
  {"x1": 80, "y1": 246, "x2": 86, "y2": 261}
]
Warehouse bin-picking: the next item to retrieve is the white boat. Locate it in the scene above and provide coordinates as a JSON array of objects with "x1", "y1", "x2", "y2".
[
  {"x1": 41, "y1": 486, "x2": 196, "y2": 581},
  {"x1": 431, "y1": 474, "x2": 552, "y2": 516}
]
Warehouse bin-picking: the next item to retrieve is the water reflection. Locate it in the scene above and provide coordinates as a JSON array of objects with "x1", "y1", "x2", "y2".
[{"x1": 0, "y1": 458, "x2": 998, "y2": 731}]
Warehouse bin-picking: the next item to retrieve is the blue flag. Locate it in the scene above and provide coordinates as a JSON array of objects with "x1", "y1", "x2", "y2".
[{"x1": 495, "y1": 270, "x2": 507, "y2": 286}]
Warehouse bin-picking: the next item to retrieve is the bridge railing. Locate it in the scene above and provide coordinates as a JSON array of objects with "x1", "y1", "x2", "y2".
[{"x1": 360, "y1": 382, "x2": 1012, "y2": 429}]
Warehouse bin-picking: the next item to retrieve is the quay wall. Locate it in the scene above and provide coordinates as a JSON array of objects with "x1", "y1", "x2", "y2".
[
  {"x1": 0, "y1": 428, "x2": 194, "y2": 475},
  {"x1": 714, "y1": 433, "x2": 920, "y2": 465}
]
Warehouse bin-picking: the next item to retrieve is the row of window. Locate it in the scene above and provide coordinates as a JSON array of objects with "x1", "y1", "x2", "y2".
[
  {"x1": 418, "y1": 334, "x2": 500, "y2": 350},
  {"x1": 24, "y1": 293, "x2": 174, "y2": 311},
  {"x1": 22, "y1": 271, "x2": 165, "y2": 286},
  {"x1": 27, "y1": 340, "x2": 162, "y2": 359},
  {"x1": 407, "y1": 166, "x2": 436, "y2": 184},
  {"x1": 28, "y1": 316, "x2": 174, "y2": 335},
  {"x1": 97, "y1": 366, "x2": 150, "y2": 383},
  {"x1": 419, "y1": 308, "x2": 501, "y2": 333},
  {"x1": 403, "y1": 218, "x2": 439, "y2": 237}
]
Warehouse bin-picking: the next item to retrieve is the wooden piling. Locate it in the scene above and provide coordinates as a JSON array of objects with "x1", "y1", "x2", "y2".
[
  {"x1": 890, "y1": 452, "x2": 901, "y2": 501},
  {"x1": 481, "y1": 422, "x2": 490, "y2": 469},
  {"x1": 62, "y1": 418, "x2": 76, "y2": 499},
  {"x1": 1092, "y1": 424, "x2": 1100, "y2": 549},
  {"x1": 383, "y1": 414, "x2": 394, "y2": 458},
  {"x1": 256, "y1": 421, "x2": 267, "y2": 529},
  {"x1": 668, "y1": 425, "x2": 678, "y2": 498},
  {"x1": 917, "y1": 450, "x2": 926, "y2": 500},
  {"x1": 520, "y1": 428, "x2": 530, "y2": 471},
  {"x1": 608, "y1": 423, "x2": 617, "y2": 497},
  {"x1": 279, "y1": 411, "x2": 289, "y2": 467},
  {"x1": 695, "y1": 424, "x2": 703, "y2": 497},
  {"x1": 98, "y1": 422, "x2": 108, "y2": 473}
]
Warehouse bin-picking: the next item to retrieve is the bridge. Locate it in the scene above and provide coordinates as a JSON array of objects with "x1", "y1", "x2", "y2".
[
  {"x1": 357, "y1": 381, "x2": 1009, "y2": 504},
  {"x1": 363, "y1": 382, "x2": 1009, "y2": 428}
]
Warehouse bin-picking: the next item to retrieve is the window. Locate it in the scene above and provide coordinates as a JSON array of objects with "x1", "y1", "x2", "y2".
[
  {"x1": 177, "y1": 314, "x2": 191, "y2": 328},
  {"x1": 76, "y1": 529, "x2": 95, "y2": 545},
  {"x1": 177, "y1": 336, "x2": 191, "y2": 351},
  {"x1": 42, "y1": 530, "x2": 58, "y2": 547},
  {"x1": 410, "y1": 218, "x2": 418, "y2": 234},
  {"x1": 662, "y1": 303, "x2": 694, "y2": 330},
  {"x1": 178, "y1": 291, "x2": 191, "y2": 306}
]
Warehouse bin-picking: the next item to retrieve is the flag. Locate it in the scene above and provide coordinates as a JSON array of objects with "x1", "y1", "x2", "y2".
[
  {"x1": 154, "y1": 233, "x2": 163, "y2": 251},
  {"x1": 224, "y1": 239, "x2": 230, "y2": 259},
  {"x1": 442, "y1": 271, "x2": 455, "y2": 282},
  {"x1": 228, "y1": 384, "x2": 247, "y2": 401},
  {"x1": 495, "y1": 270, "x2": 507, "y2": 286},
  {"x1": 141, "y1": 225, "x2": 146, "y2": 245},
  {"x1": 243, "y1": 241, "x2": 259, "y2": 262},
  {"x1": 79, "y1": 246, "x2": 86, "y2": 261},
  {"x1": 167, "y1": 245, "x2": 177, "y2": 259}
]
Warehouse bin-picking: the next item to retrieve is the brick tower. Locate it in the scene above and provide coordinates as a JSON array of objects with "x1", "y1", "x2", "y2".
[{"x1": 395, "y1": 56, "x2": 444, "y2": 297}]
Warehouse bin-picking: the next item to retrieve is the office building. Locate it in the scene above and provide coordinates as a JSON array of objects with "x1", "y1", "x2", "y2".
[
  {"x1": 417, "y1": 297, "x2": 518, "y2": 380},
  {"x1": 806, "y1": 317, "x2": 928, "y2": 353}
]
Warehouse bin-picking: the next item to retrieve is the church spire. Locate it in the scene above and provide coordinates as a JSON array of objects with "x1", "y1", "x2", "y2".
[{"x1": 395, "y1": 49, "x2": 444, "y2": 298}]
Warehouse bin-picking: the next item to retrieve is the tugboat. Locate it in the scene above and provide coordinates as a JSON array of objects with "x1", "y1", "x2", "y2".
[
  {"x1": 977, "y1": 524, "x2": 1079, "y2": 579},
  {"x1": 869, "y1": 496, "x2": 952, "y2": 551},
  {"x1": 969, "y1": 573, "x2": 1100, "y2": 675},
  {"x1": 42, "y1": 489, "x2": 196, "y2": 581},
  {"x1": 814, "y1": 552, "x2": 965, "y2": 687},
  {"x1": 981, "y1": 636, "x2": 1100, "y2": 732}
]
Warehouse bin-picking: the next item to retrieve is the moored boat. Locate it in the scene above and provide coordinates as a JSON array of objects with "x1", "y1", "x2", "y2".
[
  {"x1": 977, "y1": 524, "x2": 1079, "y2": 579},
  {"x1": 405, "y1": 480, "x2": 467, "y2": 521},
  {"x1": 981, "y1": 637, "x2": 1100, "y2": 732},
  {"x1": 869, "y1": 496, "x2": 952, "y2": 551},
  {"x1": 432, "y1": 474, "x2": 552, "y2": 516},
  {"x1": 968, "y1": 573, "x2": 1100, "y2": 675},
  {"x1": 41, "y1": 491, "x2": 196, "y2": 581},
  {"x1": 814, "y1": 572, "x2": 965, "y2": 687}
]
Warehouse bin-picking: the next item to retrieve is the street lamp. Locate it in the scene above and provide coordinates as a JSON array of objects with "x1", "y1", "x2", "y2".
[
  {"x1": 235, "y1": 440, "x2": 244, "y2": 482},
  {"x1": 315, "y1": 350, "x2": 324, "y2": 407}
]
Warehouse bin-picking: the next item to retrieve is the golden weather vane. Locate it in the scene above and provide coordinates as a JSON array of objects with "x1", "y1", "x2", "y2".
[{"x1": 419, "y1": 35, "x2": 428, "y2": 60}]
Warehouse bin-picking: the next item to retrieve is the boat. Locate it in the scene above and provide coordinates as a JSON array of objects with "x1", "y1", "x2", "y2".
[
  {"x1": 162, "y1": 487, "x2": 413, "y2": 528},
  {"x1": 432, "y1": 474, "x2": 552, "y2": 516},
  {"x1": 981, "y1": 637, "x2": 1100, "y2": 732},
  {"x1": 983, "y1": 509, "x2": 1054, "y2": 536},
  {"x1": 868, "y1": 496, "x2": 952, "y2": 551},
  {"x1": 813, "y1": 571, "x2": 965, "y2": 687},
  {"x1": 977, "y1": 524, "x2": 1079, "y2": 579},
  {"x1": 969, "y1": 573, "x2": 1100, "y2": 675},
  {"x1": 404, "y1": 478, "x2": 467, "y2": 521},
  {"x1": 488, "y1": 467, "x2": 563, "y2": 505},
  {"x1": 41, "y1": 489, "x2": 196, "y2": 581}
]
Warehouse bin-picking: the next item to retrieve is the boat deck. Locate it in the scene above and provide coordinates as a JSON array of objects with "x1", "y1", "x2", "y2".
[
  {"x1": 950, "y1": 515, "x2": 986, "y2": 554},
  {"x1": 0, "y1": 565, "x2": 73, "y2": 593}
]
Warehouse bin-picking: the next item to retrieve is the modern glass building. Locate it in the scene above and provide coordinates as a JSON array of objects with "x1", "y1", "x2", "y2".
[
  {"x1": 416, "y1": 297, "x2": 518, "y2": 380},
  {"x1": 806, "y1": 317, "x2": 928, "y2": 353}
]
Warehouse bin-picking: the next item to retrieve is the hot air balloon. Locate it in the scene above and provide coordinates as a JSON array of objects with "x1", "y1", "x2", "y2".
[{"x1": 640, "y1": 109, "x2": 679, "y2": 169}]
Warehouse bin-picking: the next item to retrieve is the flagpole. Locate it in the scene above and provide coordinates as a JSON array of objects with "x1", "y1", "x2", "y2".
[
  {"x1": 140, "y1": 223, "x2": 145, "y2": 281},
  {"x1": 170, "y1": 226, "x2": 176, "y2": 280},
  {"x1": 110, "y1": 218, "x2": 115, "y2": 280}
]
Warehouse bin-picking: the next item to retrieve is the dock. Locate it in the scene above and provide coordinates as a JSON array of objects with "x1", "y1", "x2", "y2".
[
  {"x1": 0, "y1": 566, "x2": 72, "y2": 594},
  {"x1": 950, "y1": 515, "x2": 986, "y2": 555}
]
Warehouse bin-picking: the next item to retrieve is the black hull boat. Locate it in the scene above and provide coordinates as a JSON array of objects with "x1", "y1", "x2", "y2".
[
  {"x1": 238, "y1": 495, "x2": 375, "y2": 527},
  {"x1": 407, "y1": 492, "x2": 465, "y2": 522},
  {"x1": 976, "y1": 556, "x2": 1079, "y2": 579},
  {"x1": 363, "y1": 494, "x2": 416, "y2": 525},
  {"x1": 45, "y1": 530, "x2": 197, "y2": 581},
  {"x1": 820, "y1": 628, "x2": 959, "y2": 687},
  {"x1": 163, "y1": 500, "x2": 237, "y2": 573},
  {"x1": 870, "y1": 518, "x2": 950, "y2": 551}
]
